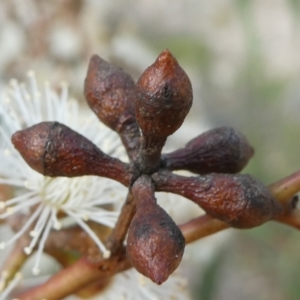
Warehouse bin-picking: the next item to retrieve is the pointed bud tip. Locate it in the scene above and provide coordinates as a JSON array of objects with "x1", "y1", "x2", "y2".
[
  {"x1": 88, "y1": 54, "x2": 110, "y2": 73},
  {"x1": 156, "y1": 49, "x2": 177, "y2": 66},
  {"x1": 11, "y1": 131, "x2": 23, "y2": 150},
  {"x1": 11, "y1": 123, "x2": 53, "y2": 174},
  {"x1": 150, "y1": 269, "x2": 169, "y2": 285}
]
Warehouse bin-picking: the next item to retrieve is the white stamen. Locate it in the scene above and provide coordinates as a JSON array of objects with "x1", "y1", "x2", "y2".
[
  {"x1": 0, "y1": 179, "x2": 24, "y2": 188},
  {"x1": 2, "y1": 191, "x2": 36, "y2": 207},
  {"x1": 85, "y1": 212, "x2": 118, "y2": 228},
  {"x1": 3, "y1": 205, "x2": 42, "y2": 250},
  {"x1": 0, "y1": 127, "x2": 15, "y2": 150},
  {"x1": 0, "y1": 197, "x2": 40, "y2": 219},
  {"x1": 66, "y1": 211, "x2": 109, "y2": 256},
  {"x1": 52, "y1": 213, "x2": 61, "y2": 230},
  {"x1": 44, "y1": 81, "x2": 54, "y2": 121},
  {"x1": 0, "y1": 272, "x2": 22, "y2": 300},
  {"x1": 32, "y1": 209, "x2": 55, "y2": 275},
  {"x1": 82, "y1": 214, "x2": 89, "y2": 221},
  {"x1": 57, "y1": 82, "x2": 68, "y2": 123},
  {"x1": 9, "y1": 79, "x2": 34, "y2": 126},
  {"x1": 28, "y1": 71, "x2": 42, "y2": 122},
  {"x1": 103, "y1": 250, "x2": 111, "y2": 259},
  {"x1": 26, "y1": 207, "x2": 51, "y2": 252},
  {"x1": 29, "y1": 230, "x2": 37, "y2": 237},
  {"x1": 24, "y1": 247, "x2": 32, "y2": 255},
  {"x1": 32, "y1": 267, "x2": 40, "y2": 276}
]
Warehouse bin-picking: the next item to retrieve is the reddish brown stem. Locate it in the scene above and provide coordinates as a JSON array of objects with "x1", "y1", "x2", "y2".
[
  {"x1": 105, "y1": 191, "x2": 136, "y2": 255},
  {"x1": 136, "y1": 135, "x2": 166, "y2": 174},
  {"x1": 180, "y1": 214, "x2": 229, "y2": 244},
  {"x1": 17, "y1": 252, "x2": 130, "y2": 300},
  {"x1": 118, "y1": 123, "x2": 141, "y2": 161},
  {"x1": 89, "y1": 157, "x2": 132, "y2": 186},
  {"x1": 269, "y1": 170, "x2": 300, "y2": 205},
  {"x1": 276, "y1": 209, "x2": 300, "y2": 230}
]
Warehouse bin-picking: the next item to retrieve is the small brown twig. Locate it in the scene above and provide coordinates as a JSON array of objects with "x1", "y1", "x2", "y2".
[
  {"x1": 104, "y1": 191, "x2": 136, "y2": 255},
  {"x1": 180, "y1": 214, "x2": 229, "y2": 244},
  {"x1": 269, "y1": 170, "x2": 300, "y2": 205},
  {"x1": 17, "y1": 250, "x2": 130, "y2": 300}
]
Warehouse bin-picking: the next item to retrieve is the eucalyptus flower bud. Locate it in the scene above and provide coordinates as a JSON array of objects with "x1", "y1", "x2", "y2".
[
  {"x1": 135, "y1": 49, "x2": 192, "y2": 138},
  {"x1": 163, "y1": 127, "x2": 254, "y2": 174},
  {"x1": 152, "y1": 171, "x2": 282, "y2": 228},
  {"x1": 84, "y1": 54, "x2": 140, "y2": 159},
  {"x1": 127, "y1": 176, "x2": 185, "y2": 284},
  {"x1": 12, "y1": 122, "x2": 132, "y2": 186},
  {"x1": 135, "y1": 49, "x2": 193, "y2": 173}
]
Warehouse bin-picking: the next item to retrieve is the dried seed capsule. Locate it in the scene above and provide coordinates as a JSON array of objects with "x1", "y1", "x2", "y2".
[
  {"x1": 11, "y1": 122, "x2": 132, "y2": 186},
  {"x1": 127, "y1": 176, "x2": 185, "y2": 284},
  {"x1": 162, "y1": 127, "x2": 254, "y2": 174},
  {"x1": 135, "y1": 50, "x2": 193, "y2": 173},
  {"x1": 84, "y1": 54, "x2": 140, "y2": 159},
  {"x1": 152, "y1": 171, "x2": 282, "y2": 228}
]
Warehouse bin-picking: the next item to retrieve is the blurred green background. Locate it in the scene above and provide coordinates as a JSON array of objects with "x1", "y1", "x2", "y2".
[{"x1": 1, "y1": 0, "x2": 300, "y2": 299}]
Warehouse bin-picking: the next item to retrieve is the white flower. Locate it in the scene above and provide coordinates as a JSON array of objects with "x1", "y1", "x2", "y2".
[{"x1": 0, "y1": 72, "x2": 127, "y2": 276}]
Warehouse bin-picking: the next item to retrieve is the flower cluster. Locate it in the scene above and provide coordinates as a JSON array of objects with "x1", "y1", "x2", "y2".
[
  {"x1": 0, "y1": 49, "x2": 285, "y2": 299},
  {"x1": 0, "y1": 68, "x2": 191, "y2": 300}
]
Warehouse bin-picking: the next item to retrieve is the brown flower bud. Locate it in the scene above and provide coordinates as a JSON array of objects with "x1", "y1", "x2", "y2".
[
  {"x1": 84, "y1": 54, "x2": 140, "y2": 159},
  {"x1": 152, "y1": 171, "x2": 282, "y2": 228},
  {"x1": 163, "y1": 127, "x2": 254, "y2": 174},
  {"x1": 135, "y1": 50, "x2": 193, "y2": 173},
  {"x1": 135, "y1": 49, "x2": 193, "y2": 138},
  {"x1": 127, "y1": 176, "x2": 185, "y2": 284},
  {"x1": 12, "y1": 122, "x2": 132, "y2": 186}
]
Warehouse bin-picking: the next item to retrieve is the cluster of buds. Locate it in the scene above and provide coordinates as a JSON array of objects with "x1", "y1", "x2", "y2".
[{"x1": 12, "y1": 49, "x2": 282, "y2": 285}]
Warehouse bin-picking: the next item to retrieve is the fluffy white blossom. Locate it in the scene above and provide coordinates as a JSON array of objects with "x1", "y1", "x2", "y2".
[{"x1": 0, "y1": 72, "x2": 127, "y2": 276}]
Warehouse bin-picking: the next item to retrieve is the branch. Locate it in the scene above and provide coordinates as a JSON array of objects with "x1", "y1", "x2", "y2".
[
  {"x1": 104, "y1": 191, "x2": 136, "y2": 255},
  {"x1": 269, "y1": 170, "x2": 300, "y2": 205},
  {"x1": 17, "y1": 250, "x2": 130, "y2": 300},
  {"x1": 180, "y1": 170, "x2": 300, "y2": 243},
  {"x1": 180, "y1": 214, "x2": 229, "y2": 244},
  {"x1": 16, "y1": 169, "x2": 300, "y2": 300}
]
